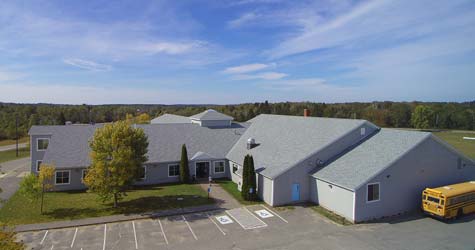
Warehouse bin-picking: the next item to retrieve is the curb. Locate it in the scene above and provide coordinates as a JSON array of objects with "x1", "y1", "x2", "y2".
[{"x1": 14, "y1": 204, "x2": 224, "y2": 233}]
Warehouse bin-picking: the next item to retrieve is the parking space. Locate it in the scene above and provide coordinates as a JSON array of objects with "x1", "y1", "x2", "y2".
[
  {"x1": 17, "y1": 206, "x2": 289, "y2": 250},
  {"x1": 16, "y1": 206, "x2": 475, "y2": 250}
]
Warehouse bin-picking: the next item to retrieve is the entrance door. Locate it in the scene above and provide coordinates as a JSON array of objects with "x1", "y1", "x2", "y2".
[
  {"x1": 196, "y1": 162, "x2": 210, "y2": 179},
  {"x1": 292, "y1": 183, "x2": 300, "y2": 201}
]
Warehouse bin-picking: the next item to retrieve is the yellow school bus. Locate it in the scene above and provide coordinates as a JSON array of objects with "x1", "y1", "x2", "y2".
[{"x1": 422, "y1": 181, "x2": 475, "y2": 219}]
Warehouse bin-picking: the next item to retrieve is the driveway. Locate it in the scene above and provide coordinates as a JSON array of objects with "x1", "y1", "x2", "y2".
[
  {"x1": 0, "y1": 157, "x2": 30, "y2": 206},
  {"x1": 0, "y1": 143, "x2": 28, "y2": 152},
  {"x1": 16, "y1": 205, "x2": 475, "y2": 250}
]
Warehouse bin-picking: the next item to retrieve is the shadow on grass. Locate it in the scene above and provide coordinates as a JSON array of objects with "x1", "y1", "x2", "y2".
[{"x1": 43, "y1": 194, "x2": 213, "y2": 219}]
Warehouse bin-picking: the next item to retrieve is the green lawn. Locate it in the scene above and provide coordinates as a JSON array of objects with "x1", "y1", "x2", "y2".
[
  {"x1": 0, "y1": 137, "x2": 28, "y2": 147},
  {"x1": 0, "y1": 147, "x2": 30, "y2": 164},
  {"x1": 215, "y1": 179, "x2": 262, "y2": 205},
  {"x1": 0, "y1": 183, "x2": 213, "y2": 225},
  {"x1": 311, "y1": 205, "x2": 352, "y2": 225},
  {"x1": 433, "y1": 131, "x2": 475, "y2": 159}
]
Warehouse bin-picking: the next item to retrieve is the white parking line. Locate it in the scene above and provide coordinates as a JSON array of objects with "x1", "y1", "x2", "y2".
[
  {"x1": 157, "y1": 218, "x2": 169, "y2": 245},
  {"x1": 70, "y1": 227, "x2": 78, "y2": 248},
  {"x1": 182, "y1": 215, "x2": 198, "y2": 240},
  {"x1": 132, "y1": 221, "x2": 138, "y2": 249},
  {"x1": 225, "y1": 210, "x2": 246, "y2": 230},
  {"x1": 207, "y1": 213, "x2": 226, "y2": 236},
  {"x1": 244, "y1": 207, "x2": 268, "y2": 228},
  {"x1": 40, "y1": 230, "x2": 48, "y2": 245},
  {"x1": 260, "y1": 205, "x2": 289, "y2": 223},
  {"x1": 50, "y1": 244, "x2": 54, "y2": 250},
  {"x1": 102, "y1": 224, "x2": 107, "y2": 250}
]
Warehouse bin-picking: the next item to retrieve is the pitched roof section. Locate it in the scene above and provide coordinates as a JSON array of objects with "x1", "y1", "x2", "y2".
[
  {"x1": 31, "y1": 124, "x2": 104, "y2": 168},
  {"x1": 150, "y1": 114, "x2": 190, "y2": 124},
  {"x1": 226, "y1": 114, "x2": 376, "y2": 179},
  {"x1": 190, "y1": 109, "x2": 234, "y2": 121},
  {"x1": 312, "y1": 129, "x2": 431, "y2": 190},
  {"x1": 36, "y1": 123, "x2": 248, "y2": 169},
  {"x1": 190, "y1": 151, "x2": 217, "y2": 161}
]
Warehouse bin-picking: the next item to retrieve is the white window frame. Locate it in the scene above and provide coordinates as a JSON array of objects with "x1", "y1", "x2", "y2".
[
  {"x1": 36, "y1": 138, "x2": 50, "y2": 151},
  {"x1": 137, "y1": 166, "x2": 147, "y2": 180},
  {"x1": 168, "y1": 164, "x2": 180, "y2": 177},
  {"x1": 366, "y1": 182, "x2": 380, "y2": 203},
  {"x1": 55, "y1": 170, "x2": 71, "y2": 185},
  {"x1": 360, "y1": 127, "x2": 366, "y2": 136},
  {"x1": 213, "y1": 161, "x2": 225, "y2": 174},
  {"x1": 81, "y1": 169, "x2": 88, "y2": 183},
  {"x1": 36, "y1": 160, "x2": 42, "y2": 172}
]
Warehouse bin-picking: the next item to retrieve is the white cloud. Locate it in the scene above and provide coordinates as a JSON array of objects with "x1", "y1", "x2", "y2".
[
  {"x1": 138, "y1": 41, "x2": 206, "y2": 55},
  {"x1": 228, "y1": 12, "x2": 261, "y2": 28},
  {"x1": 63, "y1": 58, "x2": 112, "y2": 71},
  {"x1": 223, "y1": 63, "x2": 274, "y2": 74},
  {"x1": 232, "y1": 71, "x2": 288, "y2": 80}
]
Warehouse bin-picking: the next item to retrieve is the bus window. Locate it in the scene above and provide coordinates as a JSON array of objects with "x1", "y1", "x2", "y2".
[
  {"x1": 427, "y1": 196, "x2": 440, "y2": 204},
  {"x1": 423, "y1": 195, "x2": 426, "y2": 200}
]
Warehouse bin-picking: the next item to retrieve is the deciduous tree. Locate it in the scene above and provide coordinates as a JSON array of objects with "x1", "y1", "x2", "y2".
[
  {"x1": 84, "y1": 121, "x2": 148, "y2": 208},
  {"x1": 411, "y1": 105, "x2": 434, "y2": 129},
  {"x1": 18, "y1": 164, "x2": 55, "y2": 214}
]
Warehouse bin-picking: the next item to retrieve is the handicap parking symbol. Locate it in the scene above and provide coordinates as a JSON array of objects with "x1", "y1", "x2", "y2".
[
  {"x1": 255, "y1": 209, "x2": 274, "y2": 219},
  {"x1": 216, "y1": 215, "x2": 233, "y2": 225}
]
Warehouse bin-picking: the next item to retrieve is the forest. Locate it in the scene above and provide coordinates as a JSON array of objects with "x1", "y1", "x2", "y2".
[{"x1": 0, "y1": 101, "x2": 474, "y2": 140}]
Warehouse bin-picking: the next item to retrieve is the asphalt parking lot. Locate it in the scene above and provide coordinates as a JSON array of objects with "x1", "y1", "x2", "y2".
[{"x1": 17, "y1": 205, "x2": 475, "y2": 250}]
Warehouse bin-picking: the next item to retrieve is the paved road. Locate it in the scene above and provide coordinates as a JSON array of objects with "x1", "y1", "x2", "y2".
[
  {"x1": 0, "y1": 142, "x2": 28, "y2": 152},
  {"x1": 16, "y1": 205, "x2": 475, "y2": 250},
  {"x1": 0, "y1": 157, "x2": 30, "y2": 206}
]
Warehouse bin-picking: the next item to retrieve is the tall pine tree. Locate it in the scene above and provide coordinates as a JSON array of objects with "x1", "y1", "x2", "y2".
[
  {"x1": 241, "y1": 155, "x2": 250, "y2": 200},
  {"x1": 180, "y1": 144, "x2": 190, "y2": 183},
  {"x1": 248, "y1": 155, "x2": 257, "y2": 201}
]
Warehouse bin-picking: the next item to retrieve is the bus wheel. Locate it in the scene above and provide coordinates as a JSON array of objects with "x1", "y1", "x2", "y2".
[{"x1": 456, "y1": 208, "x2": 463, "y2": 218}]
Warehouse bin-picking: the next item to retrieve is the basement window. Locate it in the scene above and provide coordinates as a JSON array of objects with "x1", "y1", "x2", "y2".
[{"x1": 366, "y1": 183, "x2": 380, "y2": 203}]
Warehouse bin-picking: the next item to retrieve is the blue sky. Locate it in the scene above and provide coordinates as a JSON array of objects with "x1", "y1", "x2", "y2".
[{"x1": 0, "y1": 0, "x2": 474, "y2": 104}]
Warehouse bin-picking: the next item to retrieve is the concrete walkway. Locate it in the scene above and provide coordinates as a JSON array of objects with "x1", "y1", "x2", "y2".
[{"x1": 199, "y1": 181, "x2": 241, "y2": 209}]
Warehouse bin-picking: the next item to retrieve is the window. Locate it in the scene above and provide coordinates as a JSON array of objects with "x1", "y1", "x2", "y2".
[
  {"x1": 214, "y1": 161, "x2": 225, "y2": 174},
  {"x1": 137, "y1": 166, "x2": 146, "y2": 180},
  {"x1": 168, "y1": 164, "x2": 180, "y2": 177},
  {"x1": 81, "y1": 169, "x2": 88, "y2": 182},
  {"x1": 36, "y1": 160, "x2": 42, "y2": 172},
  {"x1": 232, "y1": 163, "x2": 238, "y2": 173},
  {"x1": 37, "y1": 138, "x2": 49, "y2": 151},
  {"x1": 55, "y1": 171, "x2": 70, "y2": 185},
  {"x1": 367, "y1": 183, "x2": 380, "y2": 202},
  {"x1": 427, "y1": 196, "x2": 440, "y2": 204}
]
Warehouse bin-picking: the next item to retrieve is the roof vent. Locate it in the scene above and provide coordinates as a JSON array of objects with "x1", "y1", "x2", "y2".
[
  {"x1": 443, "y1": 186, "x2": 452, "y2": 190},
  {"x1": 65, "y1": 121, "x2": 72, "y2": 125},
  {"x1": 247, "y1": 138, "x2": 256, "y2": 150},
  {"x1": 470, "y1": 181, "x2": 475, "y2": 184}
]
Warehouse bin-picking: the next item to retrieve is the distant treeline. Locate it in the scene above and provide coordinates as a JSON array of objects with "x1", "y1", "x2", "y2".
[{"x1": 0, "y1": 101, "x2": 474, "y2": 140}]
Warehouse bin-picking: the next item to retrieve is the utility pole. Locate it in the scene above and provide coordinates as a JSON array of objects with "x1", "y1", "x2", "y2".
[{"x1": 15, "y1": 114, "x2": 19, "y2": 157}]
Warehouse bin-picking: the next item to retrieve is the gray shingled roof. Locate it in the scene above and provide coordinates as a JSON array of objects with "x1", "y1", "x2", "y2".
[
  {"x1": 226, "y1": 114, "x2": 377, "y2": 179},
  {"x1": 190, "y1": 109, "x2": 233, "y2": 121},
  {"x1": 150, "y1": 114, "x2": 191, "y2": 124},
  {"x1": 30, "y1": 123, "x2": 248, "y2": 169},
  {"x1": 312, "y1": 129, "x2": 432, "y2": 191}
]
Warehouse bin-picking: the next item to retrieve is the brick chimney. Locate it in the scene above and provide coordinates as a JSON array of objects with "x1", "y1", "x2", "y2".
[{"x1": 304, "y1": 109, "x2": 310, "y2": 117}]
